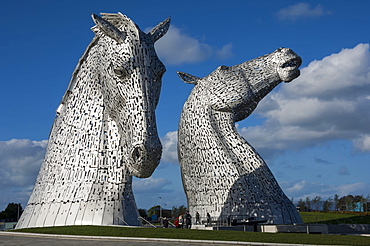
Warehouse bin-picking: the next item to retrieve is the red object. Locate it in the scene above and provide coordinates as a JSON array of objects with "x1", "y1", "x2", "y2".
[{"x1": 174, "y1": 218, "x2": 179, "y2": 227}]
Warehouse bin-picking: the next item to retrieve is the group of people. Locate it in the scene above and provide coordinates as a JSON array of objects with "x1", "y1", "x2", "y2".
[
  {"x1": 172, "y1": 211, "x2": 212, "y2": 229},
  {"x1": 173, "y1": 211, "x2": 193, "y2": 229}
]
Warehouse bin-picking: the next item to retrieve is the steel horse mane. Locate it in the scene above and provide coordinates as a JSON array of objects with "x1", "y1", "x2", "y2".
[
  {"x1": 16, "y1": 13, "x2": 170, "y2": 228},
  {"x1": 178, "y1": 48, "x2": 303, "y2": 224}
]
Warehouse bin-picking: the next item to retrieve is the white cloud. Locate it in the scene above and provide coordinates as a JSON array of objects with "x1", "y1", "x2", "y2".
[
  {"x1": 160, "y1": 131, "x2": 178, "y2": 164},
  {"x1": 277, "y1": 2, "x2": 331, "y2": 20},
  {"x1": 216, "y1": 43, "x2": 234, "y2": 60},
  {"x1": 0, "y1": 139, "x2": 47, "y2": 210},
  {"x1": 0, "y1": 139, "x2": 46, "y2": 187},
  {"x1": 353, "y1": 134, "x2": 370, "y2": 151},
  {"x1": 281, "y1": 180, "x2": 334, "y2": 199},
  {"x1": 336, "y1": 182, "x2": 370, "y2": 197},
  {"x1": 153, "y1": 25, "x2": 233, "y2": 65},
  {"x1": 132, "y1": 177, "x2": 173, "y2": 194},
  {"x1": 281, "y1": 180, "x2": 370, "y2": 200},
  {"x1": 239, "y1": 43, "x2": 370, "y2": 156}
]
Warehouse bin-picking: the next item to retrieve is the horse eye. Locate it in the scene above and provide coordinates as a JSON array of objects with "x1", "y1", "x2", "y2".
[{"x1": 113, "y1": 67, "x2": 129, "y2": 78}]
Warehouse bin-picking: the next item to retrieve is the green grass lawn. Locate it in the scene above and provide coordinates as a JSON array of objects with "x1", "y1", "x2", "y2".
[
  {"x1": 13, "y1": 225, "x2": 370, "y2": 246},
  {"x1": 300, "y1": 212, "x2": 370, "y2": 224}
]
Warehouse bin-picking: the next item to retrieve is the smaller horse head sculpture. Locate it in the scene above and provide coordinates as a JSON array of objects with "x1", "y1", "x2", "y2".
[
  {"x1": 177, "y1": 48, "x2": 301, "y2": 122},
  {"x1": 91, "y1": 13, "x2": 170, "y2": 178},
  {"x1": 176, "y1": 48, "x2": 302, "y2": 224}
]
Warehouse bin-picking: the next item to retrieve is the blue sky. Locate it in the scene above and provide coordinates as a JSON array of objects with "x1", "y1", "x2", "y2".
[{"x1": 1, "y1": 0, "x2": 370, "y2": 211}]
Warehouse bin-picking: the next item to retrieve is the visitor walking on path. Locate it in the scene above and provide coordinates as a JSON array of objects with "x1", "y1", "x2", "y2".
[
  {"x1": 185, "y1": 211, "x2": 192, "y2": 229},
  {"x1": 206, "y1": 212, "x2": 211, "y2": 226},
  {"x1": 163, "y1": 217, "x2": 169, "y2": 228},
  {"x1": 195, "y1": 212, "x2": 200, "y2": 224},
  {"x1": 178, "y1": 215, "x2": 184, "y2": 229}
]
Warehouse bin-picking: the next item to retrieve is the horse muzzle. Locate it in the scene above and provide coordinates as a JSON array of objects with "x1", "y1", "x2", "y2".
[{"x1": 129, "y1": 139, "x2": 162, "y2": 178}]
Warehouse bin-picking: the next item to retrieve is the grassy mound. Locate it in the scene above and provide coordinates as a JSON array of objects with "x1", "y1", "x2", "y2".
[{"x1": 300, "y1": 211, "x2": 370, "y2": 224}]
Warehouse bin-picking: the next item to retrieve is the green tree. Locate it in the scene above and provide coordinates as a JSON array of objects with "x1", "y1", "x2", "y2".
[
  {"x1": 138, "y1": 209, "x2": 147, "y2": 218},
  {"x1": 297, "y1": 198, "x2": 306, "y2": 212},
  {"x1": 334, "y1": 194, "x2": 339, "y2": 211},
  {"x1": 147, "y1": 205, "x2": 160, "y2": 217},
  {"x1": 305, "y1": 197, "x2": 311, "y2": 211},
  {"x1": 345, "y1": 195, "x2": 356, "y2": 211},
  {"x1": 0, "y1": 203, "x2": 23, "y2": 221},
  {"x1": 172, "y1": 205, "x2": 187, "y2": 217},
  {"x1": 338, "y1": 195, "x2": 356, "y2": 211},
  {"x1": 312, "y1": 196, "x2": 321, "y2": 212},
  {"x1": 337, "y1": 196, "x2": 347, "y2": 211},
  {"x1": 323, "y1": 197, "x2": 333, "y2": 212}
]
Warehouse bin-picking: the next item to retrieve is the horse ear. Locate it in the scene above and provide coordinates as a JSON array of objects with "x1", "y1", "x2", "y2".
[
  {"x1": 177, "y1": 71, "x2": 200, "y2": 85},
  {"x1": 91, "y1": 13, "x2": 127, "y2": 43},
  {"x1": 149, "y1": 17, "x2": 171, "y2": 42}
]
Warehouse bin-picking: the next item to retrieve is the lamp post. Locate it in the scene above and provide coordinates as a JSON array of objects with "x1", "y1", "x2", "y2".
[
  {"x1": 159, "y1": 197, "x2": 162, "y2": 225},
  {"x1": 159, "y1": 197, "x2": 162, "y2": 218}
]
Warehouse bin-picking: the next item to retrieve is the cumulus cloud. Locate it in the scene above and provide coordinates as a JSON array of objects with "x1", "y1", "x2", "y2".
[
  {"x1": 0, "y1": 139, "x2": 47, "y2": 210},
  {"x1": 132, "y1": 177, "x2": 173, "y2": 194},
  {"x1": 153, "y1": 25, "x2": 233, "y2": 65},
  {"x1": 277, "y1": 2, "x2": 331, "y2": 20},
  {"x1": 160, "y1": 131, "x2": 178, "y2": 164},
  {"x1": 353, "y1": 135, "x2": 370, "y2": 151},
  {"x1": 281, "y1": 180, "x2": 370, "y2": 200},
  {"x1": 281, "y1": 180, "x2": 333, "y2": 199},
  {"x1": 239, "y1": 43, "x2": 370, "y2": 156},
  {"x1": 215, "y1": 43, "x2": 234, "y2": 60},
  {"x1": 0, "y1": 139, "x2": 46, "y2": 187}
]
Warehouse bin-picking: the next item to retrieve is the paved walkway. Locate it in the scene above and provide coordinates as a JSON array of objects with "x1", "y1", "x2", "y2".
[{"x1": 0, "y1": 231, "x2": 341, "y2": 246}]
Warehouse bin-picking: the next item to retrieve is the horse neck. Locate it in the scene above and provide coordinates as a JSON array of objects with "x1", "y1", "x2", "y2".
[
  {"x1": 48, "y1": 43, "x2": 130, "y2": 182},
  {"x1": 180, "y1": 87, "x2": 265, "y2": 174},
  {"x1": 216, "y1": 111, "x2": 266, "y2": 171}
]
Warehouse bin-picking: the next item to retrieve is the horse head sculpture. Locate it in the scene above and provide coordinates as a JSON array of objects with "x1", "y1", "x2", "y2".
[
  {"x1": 91, "y1": 13, "x2": 169, "y2": 178},
  {"x1": 16, "y1": 13, "x2": 170, "y2": 228},
  {"x1": 177, "y1": 48, "x2": 303, "y2": 224}
]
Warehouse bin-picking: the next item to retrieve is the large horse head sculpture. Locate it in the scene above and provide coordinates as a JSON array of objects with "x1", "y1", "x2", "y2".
[
  {"x1": 16, "y1": 13, "x2": 170, "y2": 229},
  {"x1": 89, "y1": 13, "x2": 169, "y2": 177}
]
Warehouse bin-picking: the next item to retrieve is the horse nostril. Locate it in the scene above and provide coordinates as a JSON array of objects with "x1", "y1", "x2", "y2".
[{"x1": 132, "y1": 146, "x2": 142, "y2": 162}]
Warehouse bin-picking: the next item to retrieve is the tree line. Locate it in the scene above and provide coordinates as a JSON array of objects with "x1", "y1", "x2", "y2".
[
  {"x1": 0, "y1": 203, "x2": 23, "y2": 222},
  {"x1": 139, "y1": 205, "x2": 187, "y2": 219},
  {"x1": 3, "y1": 195, "x2": 369, "y2": 223},
  {"x1": 296, "y1": 194, "x2": 370, "y2": 212}
]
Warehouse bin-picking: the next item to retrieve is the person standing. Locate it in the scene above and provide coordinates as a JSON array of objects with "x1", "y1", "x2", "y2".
[
  {"x1": 185, "y1": 211, "x2": 192, "y2": 229},
  {"x1": 195, "y1": 211, "x2": 200, "y2": 224},
  {"x1": 174, "y1": 216, "x2": 179, "y2": 228},
  {"x1": 179, "y1": 214, "x2": 184, "y2": 229},
  {"x1": 163, "y1": 217, "x2": 169, "y2": 228},
  {"x1": 206, "y1": 212, "x2": 211, "y2": 226}
]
